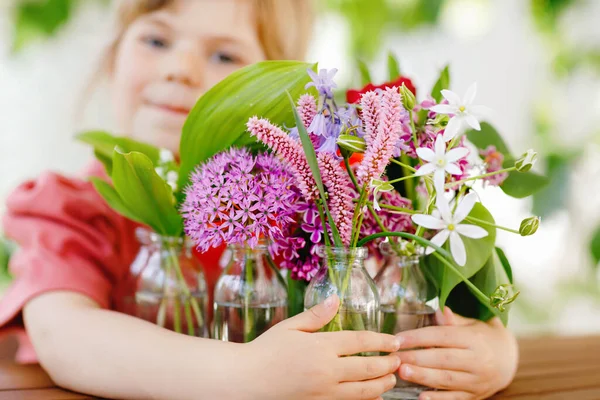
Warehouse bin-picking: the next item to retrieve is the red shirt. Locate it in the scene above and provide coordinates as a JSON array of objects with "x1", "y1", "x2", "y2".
[{"x1": 0, "y1": 161, "x2": 224, "y2": 362}]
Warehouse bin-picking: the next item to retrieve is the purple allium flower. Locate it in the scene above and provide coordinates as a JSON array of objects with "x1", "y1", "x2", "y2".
[
  {"x1": 182, "y1": 148, "x2": 301, "y2": 251},
  {"x1": 305, "y1": 68, "x2": 338, "y2": 99}
]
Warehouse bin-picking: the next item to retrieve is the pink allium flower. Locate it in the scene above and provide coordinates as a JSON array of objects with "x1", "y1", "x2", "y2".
[
  {"x1": 247, "y1": 116, "x2": 319, "y2": 201},
  {"x1": 182, "y1": 148, "x2": 301, "y2": 251}
]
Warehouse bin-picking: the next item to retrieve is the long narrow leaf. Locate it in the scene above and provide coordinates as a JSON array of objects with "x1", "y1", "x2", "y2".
[
  {"x1": 286, "y1": 92, "x2": 343, "y2": 247},
  {"x1": 357, "y1": 60, "x2": 372, "y2": 86},
  {"x1": 387, "y1": 52, "x2": 401, "y2": 81}
]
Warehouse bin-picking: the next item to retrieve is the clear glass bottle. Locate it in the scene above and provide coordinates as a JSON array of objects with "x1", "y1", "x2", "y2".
[
  {"x1": 375, "y1": 245, "x2": 438, "y2": 399},
  {"x1": 119, "y1": 228, "x2": 209, "y2": 337},
  {"x1": 304, "y1": 246, "x2": 380, "y2": 340},
  {"x1": 212, "y1": 242, "x2": 288, "y2": 343}
]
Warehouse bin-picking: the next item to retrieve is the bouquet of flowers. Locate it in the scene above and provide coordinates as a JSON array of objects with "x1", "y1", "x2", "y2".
[{"x1": 78, "y1": 57, "x2": 546, "y2": 339}]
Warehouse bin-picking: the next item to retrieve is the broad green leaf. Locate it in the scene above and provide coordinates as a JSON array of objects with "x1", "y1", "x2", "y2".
[
  {"x1": 288, "y1": 93, "x2": 343, "y2": 247},
  {"x1": 532, "y1": 153, "x2": 574, "y2": 217},
  {"x1": 77, "y1": 131, "x2": 160, "y2": 175},
  {"x1": 431, "y1": 65, "x2": 450, "y2": 103},
  {"x1": 590, "y1": 226, "x2": 600, "y2": 267},
  {"x1": 357, "y1": 60, "x2": 372, "y2": 86},
  {"x1": 423, "y1": 202, "x2": 496, "y2": 307},
  {"x1": 112, "y1": 149, "x2": 182, "y2": 236},
  {"x1": 90, "y1": 178, "x2": 145, "y2": 225},
  {"x1": 466, "y1": 123, "x2": 548, "y2": 198},
  {"x1": 387, "y1": 52, "x2": 401, "y2": 81},
  {"x1": 445, "y1": 248, "x2": 512, "y2": 324},
  {"x1": 179, "y1": 61, "x2": 315, "y2": 191}
]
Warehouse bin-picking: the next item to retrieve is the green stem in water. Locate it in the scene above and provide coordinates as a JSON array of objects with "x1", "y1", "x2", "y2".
[
  {"x1": 243, "y1": 249, "x2": 256, "y2": 343},
  {"x1": 357, "y1": 232, "x2": 501, "y2": 318},
  {"x1": 445, "y1": 167, "x2": 516, "y2": 188},
  {"x1": 169, "y1": 250, "x2": 204, "y2": 335},
  {"x1": 464, "y1": 216, "x2": 521, "y2": 235}
]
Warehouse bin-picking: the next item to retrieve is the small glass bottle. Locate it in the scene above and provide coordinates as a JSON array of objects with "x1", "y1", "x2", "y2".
[
  {"x1": 119, "y1": 228, "x2": 209, "y2": 337},
  {"x1": 304, "y1": 246, "x2": 380, "y2": 341},
  {"x1": 212, "y1": 241, "x2": 288, "y2": 343},
  {"x1": 375, "y1": 243, "x2": 438, "y2": 399}
]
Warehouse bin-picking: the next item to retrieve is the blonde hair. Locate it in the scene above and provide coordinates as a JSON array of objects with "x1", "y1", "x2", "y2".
[{"x1": 102, "y1": 0, "x2": 314, "y2": 72}]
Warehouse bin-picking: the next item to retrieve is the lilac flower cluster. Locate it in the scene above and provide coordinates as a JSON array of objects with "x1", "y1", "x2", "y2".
[{"x1": 181, "y1": 148, "x2": 301, "y2": 251}]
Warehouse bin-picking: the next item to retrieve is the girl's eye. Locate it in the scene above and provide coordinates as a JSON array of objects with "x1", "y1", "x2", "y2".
[
  {"x1": 142, "y1": 35, "x2": 169, "y2": 49},
  {"x1": 210, "y1": 51, "x2": 238, "y2": 64}
]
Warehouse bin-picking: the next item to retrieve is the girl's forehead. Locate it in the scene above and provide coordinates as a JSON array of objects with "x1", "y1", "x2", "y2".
[{"x1": 139, "y1": 0, "x2": 259, "y2": 42}]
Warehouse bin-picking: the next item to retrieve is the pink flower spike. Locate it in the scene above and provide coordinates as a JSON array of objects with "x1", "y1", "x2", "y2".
[
  {"x1": 297, "y1": 94, "x2": 317, "y2": 129},
  {"x1": 317, "y1": 152, "x2": 354, "y2": 246},
  {"x1": 247, "y1": 116, "x2": 319, "y2": 201}
]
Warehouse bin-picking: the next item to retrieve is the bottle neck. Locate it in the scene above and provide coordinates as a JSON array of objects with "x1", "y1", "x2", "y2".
[{"x1": 317, "y1": 246, "x2": 368, "y2": 271}]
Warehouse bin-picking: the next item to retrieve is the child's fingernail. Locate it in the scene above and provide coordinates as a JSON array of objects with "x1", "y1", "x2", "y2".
[
  {"x1": 324, "y1": 296, "x2": 334, "y2": 308},
  {"x1": 394, "y1": 336, "x2": 403, "y2": 349}
]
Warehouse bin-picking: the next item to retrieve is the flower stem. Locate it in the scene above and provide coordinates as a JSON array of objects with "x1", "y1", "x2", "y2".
[
  {"x1": 390, "y1": 158, "x2": 417, "y2": 173},
  {"x1": 445, "y1": 167, "x2": 516, "y2": 188},
  {"x1": 388, "y1": 174, "x2": 419, "y2": 185},
  {"x1": 243, "y1": 249, "x2": 256, "y2": 343},
  {"x1": 169, "y1": 249, "x2": 204, "y2": 334},
  {"x1": 357, "y1": 231, "x2": 501, "y2": 318},
  {"x1": 464, "y1": 216, "x2": 520, "y2": 234}
]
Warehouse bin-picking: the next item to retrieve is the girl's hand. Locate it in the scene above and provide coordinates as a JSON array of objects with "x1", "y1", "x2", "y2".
[
  {"x1": 245, "y1": 295, "x2": 402, "y2": 400},
  {"x1": 394, "y1": 307, "x2": 519, "y2": 400}
]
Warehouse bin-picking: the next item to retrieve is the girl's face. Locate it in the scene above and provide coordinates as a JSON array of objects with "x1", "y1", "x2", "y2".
[{"x1": 111, "y1": 0, "x2": 265, "y2": 154}]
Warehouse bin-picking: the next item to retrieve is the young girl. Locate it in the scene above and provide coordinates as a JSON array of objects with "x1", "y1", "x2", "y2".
[
  {"x1": 0, "y1": 1, "x2": 518, "y2": 399},
  {"x1": 0, "y1": 1, "x2": 402, "y2": 399}
]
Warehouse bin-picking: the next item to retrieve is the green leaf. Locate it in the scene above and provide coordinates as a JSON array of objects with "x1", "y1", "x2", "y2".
[
  {"x1": 287, "y1": 92, "x2": 343, "y2": 247},
  {"x1": 532, "y1": 153, "x2": 573, "y2": 217},
  {"x1": 431, "y1": 65, "x2": 450, "y2": 103},
  {"x1": 77, "y1": 131, "x2": 160, "y2": 176},
  {"x1": 590, "y1": 226, "x2": 600, "y2": 267},
  {"x1": 179, "y1": 61, "x2": 315, "y2": 191},
  {"x1": 287, "y1": 275, "x2": 308, "y2": 317},
  {"x1": 495, "y1": 247, "x2": 513, "y2": 283},
  {"x1": 112, "y1": 149, "x2": 182, "y2": 236},
  {"x1": 357, "y1": 60, "x2": 372, "y2": 86},
  {"x1": 13, "y1": 0, "x2": 74, "y2": 52},
  {"x1": 387, "y1": 52, "x2": 401, "y2": 81},
  {"x1": 466, "y1": 123, "x2": 548, "y2": 198},
  {"x1": 445, "y1": 248, "x2": 513, "y2": 324},
  {"x1": 423, "y1": 202, "x2": 496, "y2": 307},
  {"x1": 90, "y1": 178, "x2": 145, "y2": 224},
  {"x1": 0, "y1": 237, "x2": 16, "y2": 281}
]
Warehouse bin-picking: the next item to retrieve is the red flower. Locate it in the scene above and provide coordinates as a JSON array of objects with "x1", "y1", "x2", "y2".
[{"x1": 346, "y1": 76, "x2": 417, "y2": 104}]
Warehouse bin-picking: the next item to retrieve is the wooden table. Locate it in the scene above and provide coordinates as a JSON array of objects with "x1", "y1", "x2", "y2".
[{"x1": 1, "y1": 336, "x2": 599, "y2": 399}]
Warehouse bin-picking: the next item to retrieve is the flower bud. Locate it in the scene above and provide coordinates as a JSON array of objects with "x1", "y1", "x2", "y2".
[
  {"x1": 337, "y1": 134, "x2": 366, "y2": 154},
  {"x1": 519, "y1": 216, "x2": 540, "y2": 236},
  {"x1": 515, "y1": 149, "x2": 538, "y2": 172},
  {"x1": 490, "y1": 284, "x2": 520, "y2": 312},
  {"x1": 400, "y1": 83, "x2": 416, "y2": 111},
  {"x1": 159, "y1": 148, "x2": 175, "y2": 163}
]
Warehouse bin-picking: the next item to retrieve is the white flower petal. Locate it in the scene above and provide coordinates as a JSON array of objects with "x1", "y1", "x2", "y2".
[
  {"x1": 445, "y1": 147, "x2": 469, "y2": 163},
  {"x1": 441, "y1": 89, "x2": 461, "y2": 105},
  {"x1": 433, "y1": 168, "x2": 446, "y2": 193},
  {"x1": 463, "y1": 82, "x2": 477, "y2": 105},
  {"x1": 454, "y1": 192, "x2": 479, "y2": 223},
  {"x1": 445, "y1": 163, "x2": 462, "y2": 176},
  {"x1": 430, "y1": 104, "x2": 457, "y2": 114},
  {"x1": 412, "y1": 214, "x2": 446, "y2": 230},
  {"x1": 434, "y1": 134, "x2": 446, "y2": 156},
  {"x1": 450, "y1": 231, "x2": 467, "y2": 266},
  {"x1": 464, "y1": 114, "x2": 481, "y2": 131},
  {"x1": 414, "y1": 163, "x2": 437, "y2": 176},
  {"x1": 456, "y1": 224, "x2": 488, "y2": 239},
  {"x1": 443, "y1": 117, "x2": 462, "y2": 141},
  {"x1": 436, "y1": 194, "x2": 453, "y2": 223},
  {"x1": 416, "y1": 147, "x2": 436, "y2": 162},
  {"x1": 426, "y1": 229, "x2": 450, "y2": 254}
]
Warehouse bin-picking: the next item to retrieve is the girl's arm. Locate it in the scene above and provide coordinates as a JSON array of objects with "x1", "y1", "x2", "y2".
[{"x1": 25, "y1": 292, "x2": 402, "y2": 400}]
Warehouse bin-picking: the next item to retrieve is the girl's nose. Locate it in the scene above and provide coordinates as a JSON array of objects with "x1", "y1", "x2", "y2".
[{"x1": 163, "y1": 47, "x2": 204, "y2": 88}]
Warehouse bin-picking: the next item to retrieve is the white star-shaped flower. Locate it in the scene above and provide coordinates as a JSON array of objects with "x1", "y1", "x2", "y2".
[
  {"x1": 414, "y1": 134, "x2": 469, "y2": 192},
  {"x1": 411, "y1": 193, "x2": 488, "y2": 266},
  {"x1": 430, "y1": 83, "x2": 488, "y2": 141}
]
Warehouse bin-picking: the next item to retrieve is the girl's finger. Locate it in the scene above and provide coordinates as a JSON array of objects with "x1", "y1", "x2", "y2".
[
  {"x1": 396, "y1": 326, "x2": 470, "y2": 350},
  {"x1": 323, "y1": 330, "x2": 401, "y2": 356},
  {"x1": 336, "y1": 374, "x2": 397, "y2": 400},
  {"x1": 337, "y1": 354, "x2": 400, "y2": 382},
  {"x1": 395, "y1": 348, "x2": 474, "y2": 372},
  {"x1": 399, "y1": 363, "x2": 476, "y2": 392},
  {"x1": 419, "y1": 390, "x2": 473, "y2": 400}
]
